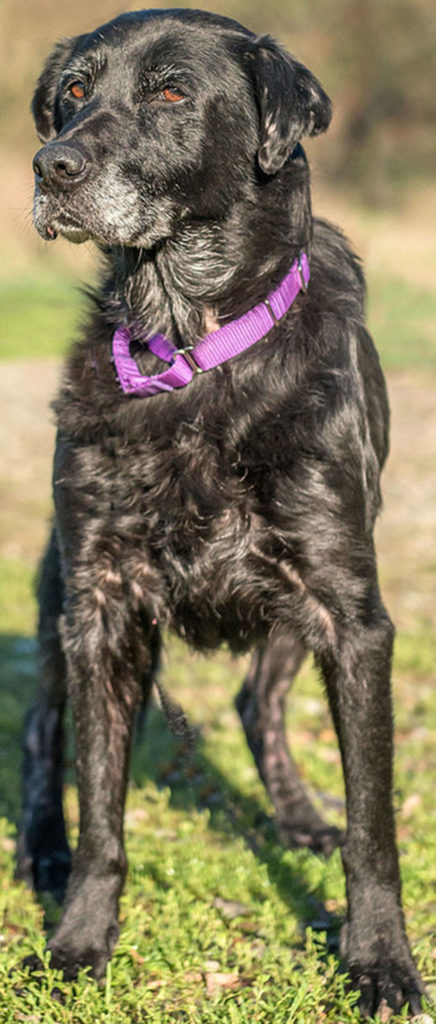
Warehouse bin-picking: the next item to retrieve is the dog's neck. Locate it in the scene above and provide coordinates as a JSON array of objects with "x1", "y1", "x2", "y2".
[{"x1": 105, "y1": 158, "x2": 312, "y2": 346}]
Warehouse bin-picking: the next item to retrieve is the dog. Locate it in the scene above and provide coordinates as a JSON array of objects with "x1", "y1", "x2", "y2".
[{"x1": 18, "y1": 8, "x2": 425, "y2": 1017}]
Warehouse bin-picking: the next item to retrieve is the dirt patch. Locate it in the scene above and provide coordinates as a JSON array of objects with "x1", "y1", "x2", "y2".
[
  {"x1": 0, "y1": 360, "x2": 59, "y2": 561},
  {"x1": 1, "y1": 360, "x2": 435, "y2": 630},
  {"x1": 376, "y1": 372, "x2": 436, "y2": 629},
  {"x1": 312, "y1": 182, "x2": 436, "y2": 292}
]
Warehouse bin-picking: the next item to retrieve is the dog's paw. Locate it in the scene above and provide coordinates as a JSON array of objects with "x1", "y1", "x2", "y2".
[
  {"x1": 46, "y1": 943, "x2": 108, "y2": 981},
  {"x1": 347, "y1": 958, "x2": 426, "y2": 1019},
  {"x1": 46, "y1": 921, "x2": 119, "y2": 981},
  {"x1": 20, "y1": 925, "x2": 117, "y2": 983},
  {"x1": 278, "y1": 821, "x2": 344, "y2": 857},
  {"x1": 21, "y1": 953, "x2": 46, "y2": 976},
  {"x1": 341, "y1": 910, "x2": 427, "y2": 1018}
]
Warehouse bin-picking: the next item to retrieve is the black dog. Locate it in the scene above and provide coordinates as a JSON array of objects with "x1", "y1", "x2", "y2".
[{"x1": 19, "y1": 8, "x2": 424, "y2": 1017}]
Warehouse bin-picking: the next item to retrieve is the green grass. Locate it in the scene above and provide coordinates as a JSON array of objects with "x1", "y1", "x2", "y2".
[
  {"x1": 367, "y1": 271, "x2": 436, "y2": 369},
  {"x1": 0, "y1": 274, "x2": 85, "y2": 359},
  {"x1": 0, "y1": 558, "x2": 37, "y2": 635}
]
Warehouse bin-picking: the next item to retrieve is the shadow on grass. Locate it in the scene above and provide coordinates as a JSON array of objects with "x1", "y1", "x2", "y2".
[
  {"x1": 0, "y1": 631, "x2": 341, "y2": 950},
  {"x1": 132, "y1": 699, "x2": 342, "y2": 949}
]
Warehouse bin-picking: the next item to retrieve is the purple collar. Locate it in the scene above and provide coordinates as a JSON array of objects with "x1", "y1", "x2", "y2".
[{"x1": 112, "y1": 251, "x2": 310, "y2": 397}]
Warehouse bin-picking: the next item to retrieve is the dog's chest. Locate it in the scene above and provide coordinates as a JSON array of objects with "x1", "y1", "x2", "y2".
[
  {"x1": 92, "y1": 432, "x2": 284, "y2": 650},
  {"x1": 57, "y1": 364, "x2": 302, "y2": 650},
  {"x1": 160, "y1": 489, "x2": 281, "y2": 650}
]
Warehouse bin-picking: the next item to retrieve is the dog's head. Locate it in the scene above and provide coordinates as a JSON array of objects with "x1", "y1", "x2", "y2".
[{"x1": 32, "y1": 9, "x2": 331, "y2": 247}]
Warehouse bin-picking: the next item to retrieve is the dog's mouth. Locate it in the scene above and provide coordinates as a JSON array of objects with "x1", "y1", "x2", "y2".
[
  {"x1": 42, "y1": 222, "x2": 90, "y2": 243},
  {"x1": 35, "y1": 212, "x2": 90, "y2": 244},
  {"x1": 33, "y1": 189, "x2": 91, "y2": 244},
  {"x1": 32, "y1": 170, "x2": 177, "y2": 249}
]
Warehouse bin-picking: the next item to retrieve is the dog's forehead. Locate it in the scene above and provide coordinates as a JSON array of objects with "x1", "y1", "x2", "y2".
[{"x1": 70, "y1": 9, "x2": 252, "y2": 74}]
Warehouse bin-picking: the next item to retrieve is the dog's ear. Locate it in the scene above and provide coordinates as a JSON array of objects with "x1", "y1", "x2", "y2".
[
  {"x1": 32, "y1": 38, "x2": 77, "y2": 142},
  {"x1": 247, "y1": 35, "x2": 332, "y2": 175}
]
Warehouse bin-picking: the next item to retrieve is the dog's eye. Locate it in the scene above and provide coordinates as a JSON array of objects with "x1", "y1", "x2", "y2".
[
  {"x1": 68, "y1": 81, "x2": 86, "y2": 100},
  {"x1": 160, "y1": 87, "x2": 185, "y2": 103}
]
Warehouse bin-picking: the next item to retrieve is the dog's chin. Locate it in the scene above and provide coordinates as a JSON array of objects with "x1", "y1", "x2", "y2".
[
  {"x1": 33, "y1": 196, "x2": 176, "y2": 249},
  {"x1": 34, "y1": 214, "x2": 90, "y2": 244},
  {"x1": 58, "y1": 224, "x2": 91, "y2": 244},
  {"x1": 34, "y1": 213, "x2": 149, "y2": 248}
]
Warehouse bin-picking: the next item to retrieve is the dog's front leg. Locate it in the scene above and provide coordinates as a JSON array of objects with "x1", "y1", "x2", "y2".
[
  {"x1": 17, "y1": 527, "x2": 71, "y2": 901},
  {"x1": 45, "y1": 558, "x2": 157, "y2": 980},
  {"x1": 44, "y1": 432, "x2": 159, "y2": 979},
  {"x1": 320, "y1": 593, "x2": 425, "y2": 1017},
  {"x1": 45, "y1": 554, "x2": 154, "y2": 981}
]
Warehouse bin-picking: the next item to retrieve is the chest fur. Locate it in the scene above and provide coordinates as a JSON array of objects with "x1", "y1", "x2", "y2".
[{"x1": 61, "y1": 430, "x2": 286, "y2": 650}]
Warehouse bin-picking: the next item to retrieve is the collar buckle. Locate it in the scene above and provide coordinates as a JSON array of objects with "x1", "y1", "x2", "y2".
[{"x1": 171, "y1": 345, "x2": 203, "y2": 375}]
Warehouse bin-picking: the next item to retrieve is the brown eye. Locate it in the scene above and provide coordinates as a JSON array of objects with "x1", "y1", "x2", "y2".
[
  {"x1": 69, "y1": 81, "x2": 86, "y2": 99},
  {"x1": 162, "y1": 87, "x2": 184, "y2": 103}
]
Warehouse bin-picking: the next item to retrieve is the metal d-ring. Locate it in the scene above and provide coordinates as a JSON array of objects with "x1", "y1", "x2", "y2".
[
  {"x1": 298, "y1": 254, "x2": 309, "y2": 292},
  {"x1": 171, "y1": 345, "x2": 203, "y2": 374},
  {"x1": 263, "y1": 298, "x2": 281, "y2": 328}
]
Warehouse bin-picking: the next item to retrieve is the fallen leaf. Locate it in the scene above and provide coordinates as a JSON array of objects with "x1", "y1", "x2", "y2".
[
  {"x1": 130, "y1": 947, "x2": 145, "y2": 964},
  {"x1": 401, "y1": 793, "x2": 422, "y2": 820},
  {"x1": 250, "y1": 939, "x2": 266, "y2": 959},
  {"x1": 1, "y1": 837, "x2": 16, "y2": 853},
  {"x1": 319, "y1": 748, "x2": 340, "y2": 764},
  {"x1": 325, "y1": 899, "x2": 342, "y2": 912},
  {"x1": 152, "y1": 829, "x2": 178, "y2": 840},
  {"x1": 238, "y1": 919, "x2": 260, "y2": 934},
  {"x1": 184, "y1": 971, "x2": 203, "y2": 983},
  {"x1": 124, "y1": 808, "x2": 149, "y2": 826},
  {"x1": 205, "y1": 971, "x2": 240, "y2": 995},
  {"x1": 294, "y1": 730, "x2": 318, "y2": 745},
  {"x1": 377, "y1": 998, "x2": 394, "y2": 1022},
  {"x1": 146, "y1": 977, "x2": 164, "y2": 991},
  {"x1": 213, "y1": 897, "x2": 251, "y2": 920},
  {"x1": 319, "y1": 729, "x2": 335, "y2": 742}
]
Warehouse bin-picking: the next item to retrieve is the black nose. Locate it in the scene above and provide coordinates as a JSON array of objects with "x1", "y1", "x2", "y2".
[{"x1": 33, "y1": 142, "x2": 90, "y2": 192}]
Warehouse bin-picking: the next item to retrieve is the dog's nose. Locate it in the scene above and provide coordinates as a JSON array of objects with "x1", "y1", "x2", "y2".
[{"x1": 33, "y1": 142, "x2": 90, "y2": 192}]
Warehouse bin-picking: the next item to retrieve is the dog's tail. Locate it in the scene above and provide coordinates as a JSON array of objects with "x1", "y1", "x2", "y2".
[
  {"x1": 153, "y1": 676, "x2": 196, "y2": 756},
  {"x1": 135, "y1": 647, "x2": 196, "y2": 758}
]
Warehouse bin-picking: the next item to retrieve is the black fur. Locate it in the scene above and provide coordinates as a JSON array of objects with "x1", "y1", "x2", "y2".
[{"x1": 19, "y1": 9, "x2": 425, "y2": 1016}]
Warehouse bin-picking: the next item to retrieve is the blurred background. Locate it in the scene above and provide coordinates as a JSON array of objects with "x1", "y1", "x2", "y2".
[{"x1": 0, "y1": 5, "x2": 434, "y2": 1016}]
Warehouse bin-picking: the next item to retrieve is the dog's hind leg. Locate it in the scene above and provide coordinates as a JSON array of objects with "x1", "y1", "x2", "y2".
[
  {"x1": 16, "y1": 527, "x2": 71, "y2": 901},
  {"x1": 235, "y1": 636, "x2": 343, "y2": 856}
]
